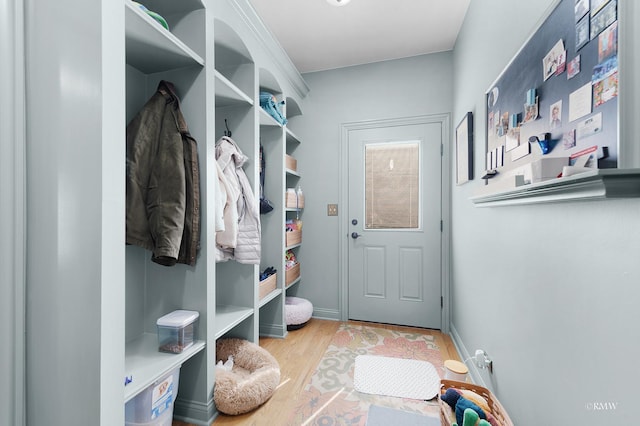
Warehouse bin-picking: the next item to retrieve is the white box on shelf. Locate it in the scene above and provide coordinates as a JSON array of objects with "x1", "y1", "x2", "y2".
[
  {"x1": 156, "y1": 310, "x2": 199, "y2": 354},
  {"x1": 529, "y1": 157, "x2": 569, "y2": 182}
]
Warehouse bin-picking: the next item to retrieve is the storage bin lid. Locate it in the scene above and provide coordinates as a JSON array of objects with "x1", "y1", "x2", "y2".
[
  {"x1": 157, "y1": 310, "x2": 199, "y2": 327},
  {"x1": 444, "y1": 359, "x2": 468, "y2": 374}
]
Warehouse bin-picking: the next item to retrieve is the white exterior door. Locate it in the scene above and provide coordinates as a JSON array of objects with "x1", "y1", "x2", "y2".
[{"x1": 347, "y1": 119, "x2": 442, "y2": 329}]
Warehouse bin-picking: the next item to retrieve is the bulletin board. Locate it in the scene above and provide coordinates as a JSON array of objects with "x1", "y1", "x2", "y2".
[{"x1": 485, "y1": 0, "x2": 619, "y2": 184}]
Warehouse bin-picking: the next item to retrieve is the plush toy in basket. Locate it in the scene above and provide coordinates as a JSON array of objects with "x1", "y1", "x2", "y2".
[{"x1": 439, "y1": 380, "x2": 513, "y2": 426}]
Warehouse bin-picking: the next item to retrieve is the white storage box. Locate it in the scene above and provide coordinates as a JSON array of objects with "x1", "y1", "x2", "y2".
[
  {"x1": 157, "y1": 310, "x2": 199, "y2": 354},
  {"x1": 528, "y1": 157, "x2": 568, "y2": 182},
  {"x1": 125, "y1": 367, "x2": 180, "y2": 426}
]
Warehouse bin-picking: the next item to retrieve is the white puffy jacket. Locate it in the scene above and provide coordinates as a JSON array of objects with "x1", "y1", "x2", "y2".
[{"x1": 215, "y1": 136, "x2": 261, "y2": 264}]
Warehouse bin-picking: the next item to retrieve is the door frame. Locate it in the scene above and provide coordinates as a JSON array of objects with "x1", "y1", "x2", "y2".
[{"x1": 338, "y1": 114, "x2": 451, "y2": 333}]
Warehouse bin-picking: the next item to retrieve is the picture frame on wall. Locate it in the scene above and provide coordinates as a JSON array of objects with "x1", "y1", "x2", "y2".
[{"x1": 455, "y1": 112, "x2": 474, "y2": 185}]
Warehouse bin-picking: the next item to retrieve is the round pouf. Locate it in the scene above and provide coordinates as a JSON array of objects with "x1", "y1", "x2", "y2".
[
  {"x1": 285, "y1": 297, "x2": 313, "y2": 330},
  {"x1": 214, "y1": 338, "x2": 280, "y2": 415}
]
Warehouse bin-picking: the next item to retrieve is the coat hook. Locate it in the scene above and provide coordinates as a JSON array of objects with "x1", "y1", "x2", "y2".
[{"x1": 224, "y1": 119, "x2": 232, "y2": 137}]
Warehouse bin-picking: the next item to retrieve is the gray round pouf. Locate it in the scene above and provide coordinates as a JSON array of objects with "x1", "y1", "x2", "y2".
[{"x1": 285, "y1": 297, "x2": 313, "y2": 330}]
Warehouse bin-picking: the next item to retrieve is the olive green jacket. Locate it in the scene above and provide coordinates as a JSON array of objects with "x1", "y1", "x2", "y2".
[{"x1": 126, "y1": 80, "x2": 200, "y2": 266}]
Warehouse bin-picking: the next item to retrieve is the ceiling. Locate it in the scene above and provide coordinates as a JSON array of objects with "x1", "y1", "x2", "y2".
[{"x1": 249, "y1": 0, "x2": 471, "y2": 74}]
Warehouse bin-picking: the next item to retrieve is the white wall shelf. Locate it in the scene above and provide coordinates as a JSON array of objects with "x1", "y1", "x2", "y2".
[
  {"x1": 214, "y1": 305, "x2": 255, "y2": 339},
  {"x1": 470, "y1": 169, "x2": 640, "y2": 207},
  {"x1": 259, "y1": 107, "x2": 283, "y2": 127},
  {"x1": 125, "y1": 1, "x2": 204, "y2": 73},
  {"x1": 214, "y1": 70, "x2": 254, "y2": 107},
  {"x1": 285, "y1": 276, "x2": 301, "y2": 289},
  {"x1": 124, "y1": 333, "x2": 205, "y2": 403},
  {"x1": 259, "y1": 288, "x2": 283, "y2": 308}
]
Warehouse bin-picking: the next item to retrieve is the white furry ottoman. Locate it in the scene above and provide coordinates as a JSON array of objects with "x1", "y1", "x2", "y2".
[
  {"x1": 285, "y1": 297, "x2": 313, "y2": 330},
  {"x1": 214, "y1": 338, "x2": 280, "y2": 415}
]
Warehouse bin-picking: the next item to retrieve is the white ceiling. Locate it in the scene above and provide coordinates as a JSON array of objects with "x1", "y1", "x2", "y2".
[{"x1": 249, "y1": 0, "x2": 471, "y2": 74}]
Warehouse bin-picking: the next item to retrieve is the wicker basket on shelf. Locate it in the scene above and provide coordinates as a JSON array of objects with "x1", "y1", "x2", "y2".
[
  {"x1": 258, "y1": 273, "x2": 277, "y2": 300},
  {"x1": 285, "y1": 263, "x2": 300, "y2": 287}
]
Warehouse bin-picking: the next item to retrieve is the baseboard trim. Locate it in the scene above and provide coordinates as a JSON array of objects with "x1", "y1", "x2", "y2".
[
  {"x1": 449, "y1": 323, "x2": 487, "y2": 388},
  {"x1": 311, "y1": 307, "x2": 341, "y2": 321},
  {"x1": 259, "y1": 322, "x2": 286, "y2": 338},
  {"x1": 173, "y1": 397, "x2": 217, "y2": 426}
]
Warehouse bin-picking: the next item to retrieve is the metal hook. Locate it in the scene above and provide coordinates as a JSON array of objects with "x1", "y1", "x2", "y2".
[{"x1": 224, "y1": 119, "x2": 232, "y2": 137}]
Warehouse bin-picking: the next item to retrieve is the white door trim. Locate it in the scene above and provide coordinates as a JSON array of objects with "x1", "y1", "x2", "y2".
[
  {"x1": 0, "y1": 0, "x2": 26, "y2": 424},
  {"x1": 338, "y1": 114, "x2": 451, "y2": 333}
]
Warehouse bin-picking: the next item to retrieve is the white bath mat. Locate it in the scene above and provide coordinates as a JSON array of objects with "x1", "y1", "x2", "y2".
[{"x1": 354, "y1": 355, "x2": 440, "y2": 400}]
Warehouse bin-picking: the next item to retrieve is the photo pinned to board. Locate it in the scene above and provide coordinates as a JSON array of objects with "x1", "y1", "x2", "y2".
[
  {"x1": 575, "y1": 0, "x2": 589, "y2": 22},
  {"x1": 576, "y1": 15, "x2": 590, "y2": 51},
  {"x1": 563, "y1": 129, "x2": 576, "y2": 150},
  {"x1": 598, "y1": 21, "x2": 617, "y2": 62},
  {"x1": 592, "y1": 55, "x2": 617, "y2": 82},
  {"x1": 543, "y1": 39, "x2": 566, "y2": 81},
  {"x1": 555, "y1": 50, "x2": 567, "y2": 76},
  {"x1": 591, "y1": 0, "x2": 611, "y2": 17},
  {"x1": 590, "y1": 0, "x2": 616, "y2": 40},
  {"x1": 505, "y1": 127, "x2": 520, "y2": 152},
  {"x1": 550, "y1": 100, "x2": 562, "y2": 130},
  {"x1": 524, "y1": 97, "x2": 539, "y2": 123},
  {"x1": 567, "y1": 55, "x2": 581, "y2": 79},
  {"x1": 594, "y1": 72, "x2": 618, "y2": 107}
]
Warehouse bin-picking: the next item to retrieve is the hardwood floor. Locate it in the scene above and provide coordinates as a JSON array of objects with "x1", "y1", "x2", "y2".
[{"x1": 173, "y1": 319, "x2": 460, "y2": 426}]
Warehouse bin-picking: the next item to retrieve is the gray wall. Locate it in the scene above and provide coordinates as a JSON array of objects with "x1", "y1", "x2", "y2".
[
  {"x1": 452, "y1": 1, "x2": 640, "y2": 424},
  {"x1": 294, "y1": 53, "x2": 453, "y2": 318}
]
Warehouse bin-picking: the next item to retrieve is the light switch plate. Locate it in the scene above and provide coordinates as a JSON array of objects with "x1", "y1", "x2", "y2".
[{"x1": 327, "y1": 204, "x2": 338, "y2": 216}]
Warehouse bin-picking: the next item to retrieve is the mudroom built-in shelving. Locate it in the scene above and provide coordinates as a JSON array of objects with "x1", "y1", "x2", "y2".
[{"x1": 123, "y1": 0, "x2": 211, "y2": 415}]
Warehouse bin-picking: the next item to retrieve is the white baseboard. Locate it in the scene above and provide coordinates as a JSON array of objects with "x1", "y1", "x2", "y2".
[{"x1": 449, "y1": 323, "x2": 489, "y2": 389}]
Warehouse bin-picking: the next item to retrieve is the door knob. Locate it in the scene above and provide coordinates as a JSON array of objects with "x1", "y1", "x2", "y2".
[{"x1": 351, "y1": 232, "x2": 361, "y2": 239}]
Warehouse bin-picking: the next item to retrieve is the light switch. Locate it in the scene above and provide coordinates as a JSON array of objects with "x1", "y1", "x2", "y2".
[{"x1": 327, "y1": 204, "x2": 338, "y2": 216}]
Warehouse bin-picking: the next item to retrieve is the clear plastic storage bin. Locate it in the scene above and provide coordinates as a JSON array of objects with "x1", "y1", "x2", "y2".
[
  {"x1": 156, "y1": 310, "x2": 199, "y2": 354},
  {"x1": 125, "y1": 367, "x2": 180, "y2": 426}
]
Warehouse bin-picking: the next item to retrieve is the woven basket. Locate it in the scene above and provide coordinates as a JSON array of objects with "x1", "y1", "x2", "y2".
[
  {"x1": 285, "y1": 154, "x2": 297, "y2": 171},
  {"x1": 258, "y1": 273, "x2": 277, "y2": 300},
  {"x1": 439, "y1": 380, "x2": 513, "y2": 426},
  {"x1": 285, "y1": 229, "x2": 302, "y2": 247},
  {"x1": 285, "y1": 263, "x2": 300, "y2": 287},
  {"x1": 285, "y1": 191, "x2": 304, "y2": 209}
]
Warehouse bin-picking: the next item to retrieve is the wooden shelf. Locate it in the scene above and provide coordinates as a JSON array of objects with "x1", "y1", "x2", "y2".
[
  {"x1": 470, "y1": 169, "x2": 640, "y2": 207},
  {"x1": 124, "y1": 333, "x2": 205, "y2": 403}
]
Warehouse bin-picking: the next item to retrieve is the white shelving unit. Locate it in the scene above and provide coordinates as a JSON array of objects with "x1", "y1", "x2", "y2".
[
  {"x1": 23, "y1": 0, "x2": 310, "y2": 423},
  {"x1": 124, "y1": 0, "x2": 213, "y2": 421}
]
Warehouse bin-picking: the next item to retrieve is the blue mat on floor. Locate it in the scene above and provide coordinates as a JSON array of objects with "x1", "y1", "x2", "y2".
[{"x1": 366, "y1": 405, "x2": 441, "y2": 426}]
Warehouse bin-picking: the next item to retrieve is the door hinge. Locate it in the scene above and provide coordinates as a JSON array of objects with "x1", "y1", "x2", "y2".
[
  {"x1": 441, "y1": 144, "x2": 443, "y2": 156},
  {"x1": 440, "y1": 220, "x2": 443, "y2": 232},
  {"x1": 441, "y1": 296, "x2": 444, "y2": 308}
]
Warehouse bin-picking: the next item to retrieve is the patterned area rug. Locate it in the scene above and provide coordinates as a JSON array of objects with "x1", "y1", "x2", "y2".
[{"x1": 286, "y1": 323, "x2": 444, "y2": 426}]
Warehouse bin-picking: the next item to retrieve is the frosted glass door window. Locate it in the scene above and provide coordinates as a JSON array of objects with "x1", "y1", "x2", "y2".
[{"x1": 365, "y1": 141, "x2": 420, "y2": 229}]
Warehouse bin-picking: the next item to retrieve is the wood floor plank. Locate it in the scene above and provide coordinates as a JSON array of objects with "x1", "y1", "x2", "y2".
[{"x1": 173, "y1": 319, "x2": 460, "y2": 426}]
